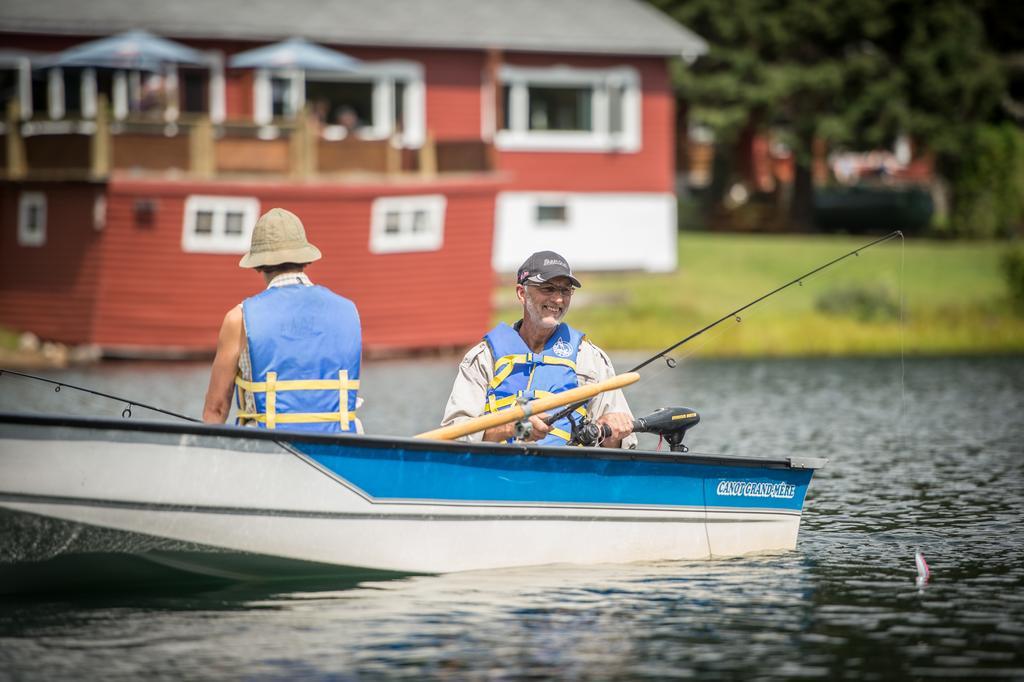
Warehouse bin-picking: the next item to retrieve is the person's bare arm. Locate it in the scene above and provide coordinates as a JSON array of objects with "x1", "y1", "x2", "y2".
[
  {"x1": 202, "y1": 305, "x2": 244, "y2": 424},
  {"x1": 441, "y1": 344, "x2": 552, "y2": 443},
  {"x1": 482, "y1": 413, "x2": 551, "y2": 442},
  {"x1": 578, "y1": 341, "x2": 637, "y2": 449}
]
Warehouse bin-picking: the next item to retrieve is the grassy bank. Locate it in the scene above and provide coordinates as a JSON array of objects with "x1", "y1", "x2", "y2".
[{"x1": 495, "y1": 233, "x2": 1024, "y2": 357}]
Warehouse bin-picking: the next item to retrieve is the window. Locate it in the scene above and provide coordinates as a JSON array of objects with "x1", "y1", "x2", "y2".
[
  {"x1": 255, "y1": 61, "x2": 425, "y2": 146},
  {"x1": 179, "y1": 68, "x2": 209, "y2": 114},
  {"x1": 528, "y1": 86, "x2": 591, "y2": 131},
  {"x1": 18, "y1": 192, "x2": 46, "y2": 247},
  {"x1": 182, "y1": 196, "x2": 260, "y2": 253},
  {"x1": 270, "y1": 76, "x2": 295, "y2": 118},
  {"x1": 495, "y1": 65, "x2": 641, "y2": 152},
  {"x1": 370, "y1": 195, "x2": 446, "y2": 254},
  {"x1": 536, "y1": 200, "x2": 569, "y2": 226}
]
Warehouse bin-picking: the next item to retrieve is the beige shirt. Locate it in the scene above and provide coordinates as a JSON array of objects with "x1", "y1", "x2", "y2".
[{"x1": 440, "y1": 336, "x2": 638, "y2": 449}]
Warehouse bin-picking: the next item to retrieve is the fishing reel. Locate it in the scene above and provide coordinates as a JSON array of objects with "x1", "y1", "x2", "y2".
[{"x1": 569, "y1": 406, "x2": 700, "y2": 452}]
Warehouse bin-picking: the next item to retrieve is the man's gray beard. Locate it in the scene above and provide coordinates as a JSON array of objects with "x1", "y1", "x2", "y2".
[{"x1": 525, "y1": 295, "x2": 563, "y2": 329}]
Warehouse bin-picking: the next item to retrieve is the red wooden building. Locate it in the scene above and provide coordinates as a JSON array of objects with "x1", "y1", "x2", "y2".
[{"x1": 0, "y1": 0, "x2": 706, "y2": 355}]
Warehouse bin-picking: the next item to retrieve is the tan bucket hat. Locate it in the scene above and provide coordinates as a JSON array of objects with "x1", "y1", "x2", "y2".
[{"x1": 239, "y1": 208, "x2": 322, "y2": 268}]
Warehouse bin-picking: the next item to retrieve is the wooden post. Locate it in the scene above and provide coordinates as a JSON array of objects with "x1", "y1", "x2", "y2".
[
  {"x1": 305, "y1": 109, "x2": 317, "y2": 177},
  {"x1": 289, "y1": 107, "x2": 316, "y2": 179},
  {"x1": 90, "y1": 94, "x2": 111, "y2": 179},
  {"x1": 5, "y1": 99, "x2": 27, "y2": 179},
  {"x1": 418, "y1": 131, "x2": 436, "y2": 178},
  {"x1": 189, "y1": 115, "x2": 215, "y2": 178},
  {"x1": 384, "y1": 134, "x2": 401, "y2": 176}
]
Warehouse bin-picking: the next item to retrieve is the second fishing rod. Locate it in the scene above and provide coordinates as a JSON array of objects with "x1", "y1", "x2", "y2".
[{"x1": 552, "y1": 230, "x2": 904, "y2": 444}]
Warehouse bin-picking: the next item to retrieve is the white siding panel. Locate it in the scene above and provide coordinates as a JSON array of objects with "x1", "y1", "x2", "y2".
[{"x1": 493, "y1": 192, "x2": 677, "y2": 273}]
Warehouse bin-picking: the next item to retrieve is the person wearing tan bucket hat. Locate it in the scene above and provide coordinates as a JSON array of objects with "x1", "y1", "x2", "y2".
[{"x1": 202, "y1": 208, "x2": 363, "y2": 434}]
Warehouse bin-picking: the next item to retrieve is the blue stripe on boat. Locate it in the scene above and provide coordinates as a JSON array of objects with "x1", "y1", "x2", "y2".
[{"x1": 297, "y1": 443, "x2": 813, "y2": 511}]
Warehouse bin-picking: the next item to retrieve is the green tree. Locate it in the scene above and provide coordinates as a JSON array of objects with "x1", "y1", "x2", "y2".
[{"x1": 652, "y1": 0, "x2": 1010, "y2": 233}]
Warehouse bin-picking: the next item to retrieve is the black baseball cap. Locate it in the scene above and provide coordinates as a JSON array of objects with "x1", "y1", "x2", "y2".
[{"x1": 516, "y1": 251, "x2": 582, "y2": 288}]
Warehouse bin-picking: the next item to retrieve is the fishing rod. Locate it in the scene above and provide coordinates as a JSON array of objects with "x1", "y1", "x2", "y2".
[
  {"x1": 0, "y1": 368, "x2": 201, "y2": 422},
  {"x1": 549, "y1": 230, "x2": 904, "y2": 434}
]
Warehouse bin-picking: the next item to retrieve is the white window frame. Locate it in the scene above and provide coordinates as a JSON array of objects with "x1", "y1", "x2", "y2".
[
  {"x1": 493, "y1": 64, "x2": 641, "y2": 153},
  {"x1": 18, "y1": 192, "x2": 47, "y2": 247},
  {"x1": 254, "y1": 60, "x2": 425, "y2": 147},
  {"x1": 535, "y1": 195, "x2": 570, "y2": 227},
  {"x1": 370, "y1": 194, "x2": 446, "y2": 254},
  {"x1": 181, "y1": 195, "x2": 260, "y2": 254}
]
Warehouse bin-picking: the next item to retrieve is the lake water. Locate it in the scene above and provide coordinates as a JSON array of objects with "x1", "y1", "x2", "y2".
[{"x1": 1, "y1": 355, "x2": 1022, "y2": 679}]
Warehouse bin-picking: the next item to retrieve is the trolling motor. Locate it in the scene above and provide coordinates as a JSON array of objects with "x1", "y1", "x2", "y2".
[{"x1": 569, "y1": 406, "x2": 700, "y2": 452}]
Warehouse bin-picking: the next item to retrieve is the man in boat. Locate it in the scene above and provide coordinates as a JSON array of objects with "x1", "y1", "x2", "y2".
[
  {"x1": 440, "y1": 251, "x2": 637, "y2": 448},
  {"x1": 202, "y1": 208, "x2": 362, "y2": 432}
]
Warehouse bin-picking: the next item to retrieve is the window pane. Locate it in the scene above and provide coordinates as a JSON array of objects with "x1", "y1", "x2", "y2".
[
  {"x1": 306, "y1": 80, "x2": 373, "y2": 131},
  {"x1": 31, "y1": 72, "x2": 48, "y2": 117},
  {"x1": 393, "y1": 80, "x2": 406, "y2": 132},
  {"x1": 536, "y1": 203, "x2": 568, "y2": 224},
  {"x1": 528, "y1": 86, "x2": 592, "y2": 131},
  {"x1": 411, "y1": 210, "x2": 428, "y2": 233},
  {"x1": 180, "y1": 69, "x2": 208, "y2": 113},
  {"x1": 224, "y1": 211, "x2": 244, "y2": 235},
  {"x1": 194, "y1": 210, "x2": 214, "y2": 235},
  {"x1": 25, "y1": 205, "x2": 40, "y2": 232},
  {"x1": 270, "y1": 77, "x2": 293, "y2": 118},
  {"x1": 63, "y1": 69, "x2": 83, "y2": 115},
  {"x1": 608, "y1": 84, "x2": 624, "y2": 135},
  {"x1": 0, "y1": 69, "x2": 17, "y2": 117},
  {"x1": 384, "y1": 211, "x2": 401, "y2": 234}
]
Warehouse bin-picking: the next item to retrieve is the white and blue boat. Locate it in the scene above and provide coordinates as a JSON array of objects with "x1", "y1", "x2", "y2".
[{"x1": 0, "y1": 410, "x2": 824, "y2": 590}]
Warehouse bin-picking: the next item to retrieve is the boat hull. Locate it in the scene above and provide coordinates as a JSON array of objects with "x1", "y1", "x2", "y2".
[{"x1": 0, "y1": 414, "x2": 824, "y2": 577}]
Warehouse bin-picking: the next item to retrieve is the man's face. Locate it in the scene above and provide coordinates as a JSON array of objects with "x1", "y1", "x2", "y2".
[{"x1": 518, "y1": 276, "x2": 575, "y2": 329}]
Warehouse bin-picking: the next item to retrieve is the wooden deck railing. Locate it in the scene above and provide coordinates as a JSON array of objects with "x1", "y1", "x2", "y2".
[{"x1": 2, "y1": 98, "x2": 495, "y2": 182}]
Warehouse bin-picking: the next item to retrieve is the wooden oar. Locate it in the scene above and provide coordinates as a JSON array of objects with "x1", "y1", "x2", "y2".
[{"x1": 415, "y1": 372, "x2": 640, "y2": 441}]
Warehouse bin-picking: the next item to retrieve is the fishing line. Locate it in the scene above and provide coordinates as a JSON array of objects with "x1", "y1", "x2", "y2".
[
  {"x1": 549, "y1": 230, "x2": 905, "y2": 427},
  {"x1": 0, "y1": 368, "x2": 200, "y2": 422},
  {"x1": 629, "y1": 230, "x2": 904, "y2": 373},
  {"x1": 898, "y1": 232, "x2": 907, "y2": 451}
]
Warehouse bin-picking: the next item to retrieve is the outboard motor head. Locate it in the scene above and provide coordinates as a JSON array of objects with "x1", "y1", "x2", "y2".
[{"x1": 633, "y1": 407, "x2": 700, "y2": 452}]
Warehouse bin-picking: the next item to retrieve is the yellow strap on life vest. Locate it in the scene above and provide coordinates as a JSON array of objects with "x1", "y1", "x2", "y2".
[
  {"x1": 266, "y1": 371, "x2": 277, "y2": 429},
  {"x1": 483, "y1": 391, "x2": 587, "y2": 418},
  {"x1": 548, "y1": 427, "x2": 571, "y2": 442},
  {"x1": 490, "y1": 353, "x2": 577, "y2": 390},
  {"x1": 234, "y1": 376, "x2": 361, "y2": 392},
  {"x1": 234, "y1": 411, "x2": 359, "y2": 427},
  {"x1": 235, "y1": 370, "x2": 359, "y2": 431}
]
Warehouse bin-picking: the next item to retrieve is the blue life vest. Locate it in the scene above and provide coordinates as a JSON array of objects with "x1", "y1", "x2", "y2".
[
  {"x1": 483, "y1": 322, "x2": 586, "y2": 445},
  {"x1": 236, "y1": 284, "x2": 361, "y2": 432}
]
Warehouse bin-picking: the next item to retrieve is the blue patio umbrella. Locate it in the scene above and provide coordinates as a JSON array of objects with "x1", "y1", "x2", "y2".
[
  {"x1": 45, "y1": 30, "x2": 207, "y2": 71},
  {"x1": 228, "y1": 38, "x2": 360, "y2": 72}
]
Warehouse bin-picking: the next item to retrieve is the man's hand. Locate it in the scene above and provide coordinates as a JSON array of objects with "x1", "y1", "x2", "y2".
[
  {"x1": 595, "y1": 412, "x2": 634, "y2": 448},
  {"x1": 483, "y1": 412, "x2": 552, "y2": 442}
]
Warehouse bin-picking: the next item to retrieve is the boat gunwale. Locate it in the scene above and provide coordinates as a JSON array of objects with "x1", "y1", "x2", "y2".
[{"x1": 0, "y1": 411, "x2": 826, "y2": 470}]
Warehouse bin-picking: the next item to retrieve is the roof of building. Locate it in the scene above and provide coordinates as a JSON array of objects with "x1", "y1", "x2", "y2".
[{"x1": 0, "y1": 0, "x2": 707, "y2": 60}]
